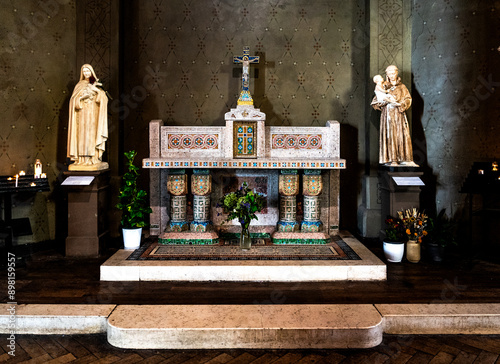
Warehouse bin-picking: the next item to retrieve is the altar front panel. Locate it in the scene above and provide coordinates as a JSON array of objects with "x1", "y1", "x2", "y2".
[
  {"x1": 149, "y1": 168, "x2": 339, "y2": 236},
  {"x1": 146, "y1": 119, "x2": 343, "y2": 236}
]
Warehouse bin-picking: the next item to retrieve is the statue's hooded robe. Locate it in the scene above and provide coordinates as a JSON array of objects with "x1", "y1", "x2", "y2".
[{"x1": 67, "y1": 64, "x2": 108, "y2": 164}]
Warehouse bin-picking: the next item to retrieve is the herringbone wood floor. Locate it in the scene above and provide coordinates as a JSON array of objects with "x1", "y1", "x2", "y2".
[
  {"x1": 2, "y1": 239, "x2": 500, "y2": 362},
  {"x1": 2, "y1": 238, "x2": 500, "y2": 305},
  {"x1": 1, "y1": 334, "x2": 500, "y2": 363}
]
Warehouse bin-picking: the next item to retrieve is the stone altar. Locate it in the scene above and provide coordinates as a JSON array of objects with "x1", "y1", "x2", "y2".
[
  {"x1": 143, "y1": 47, "x2": 345, "y2": 244},
  {"x1": 144, "y1": 110, "x2": 344, "y2": 243}
]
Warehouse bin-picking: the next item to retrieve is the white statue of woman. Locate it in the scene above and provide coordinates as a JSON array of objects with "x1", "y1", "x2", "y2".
[{"x1": 67, "y1": 64, "x2": 109, "y2": 171}]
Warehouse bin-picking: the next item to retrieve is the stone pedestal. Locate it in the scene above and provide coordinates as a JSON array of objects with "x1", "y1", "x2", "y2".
[
  {"x1": 379, "y1": 170, "x2": 424, "y2": 231},
  {"x1": 64, "y1": 169, "x2": 110, "y2": 257}
]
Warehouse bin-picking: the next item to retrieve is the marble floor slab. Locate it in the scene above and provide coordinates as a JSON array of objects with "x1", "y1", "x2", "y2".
[
  {"x1": 107, "y1": 304, "x2": 383, "y2": 349},
  {"x1": 100, "y1": 234, "x2": 386, "y2": 281}
]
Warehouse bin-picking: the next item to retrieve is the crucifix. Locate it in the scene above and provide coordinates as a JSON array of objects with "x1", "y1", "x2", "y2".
[{"x1": 233, "y1": 46, "x2": 259, "y2": 106}]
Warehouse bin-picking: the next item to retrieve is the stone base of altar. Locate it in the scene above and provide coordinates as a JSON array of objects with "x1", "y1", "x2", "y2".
[
  {"x1": 158, "y1": 231, "x2": 219, "y2": 245},
  {"x1": 100, "y1": 233, "x2": 386, "y2": 282},
  {"x1": 272, "y1": 232, "x2": 330, "y2": 244}
]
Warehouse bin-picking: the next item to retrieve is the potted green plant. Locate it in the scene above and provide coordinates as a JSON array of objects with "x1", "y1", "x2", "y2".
[
  {"x1": 116, "y1": 150, "x2": 152, "y2": 249},
  {"x1": 217, "y1": 182, "x2": 266, "y2": 250},
  {"x1": 383, "y1": 216, "x2": 406, "y2": 262}
]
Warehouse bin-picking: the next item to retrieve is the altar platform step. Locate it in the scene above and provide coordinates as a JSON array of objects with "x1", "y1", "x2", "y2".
[
  {"x1": 106, "y1": 304, "x2": 383, "y2": 349},
  {"x1": 2, "y1": 303, "x2": 500, "y2": 349},
  {"x1": 100, "y1": 234, "x2": 387, "y2": 282}
]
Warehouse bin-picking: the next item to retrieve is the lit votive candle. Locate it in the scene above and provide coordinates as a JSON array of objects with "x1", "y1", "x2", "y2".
[
  {"x1": 30, "y1": 182, "x2": 36, "y2": 187},
  {"x1": 41, "y1": 173, "x2": 47, "y2": 178},
  {"x1": 7, "y1": 177, "x2": 12, "y2": 181},
  {"x1": 19, "y1": 170, "x2": 26, "y2": 176},
  {"x1": 34, "y1": 159, "x2": 42, "y2": 178}
]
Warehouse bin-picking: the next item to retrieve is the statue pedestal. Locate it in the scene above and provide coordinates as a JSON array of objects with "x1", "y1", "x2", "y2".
[
  {"x1": 64, "y1": 169, "x2": 110, "y2": 257},
  {"x1": 379, "y1": 169, "x2": 424, "y2": 232}
]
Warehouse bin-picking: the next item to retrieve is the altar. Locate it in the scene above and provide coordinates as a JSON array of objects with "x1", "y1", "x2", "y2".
[
  {"x1": 101, "y1": 47, "x2": 386, "y2": 282},
  {"x1": 143, "y1": 47, "x2": 345, "y2": 245},
  {"x1": 144, "y1": 116, "x2": 344, "y2": 240}
]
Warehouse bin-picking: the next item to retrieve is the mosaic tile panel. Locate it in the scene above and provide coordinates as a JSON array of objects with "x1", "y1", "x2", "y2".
[
  {"x1": 159, "y1": 236, "x2": 219, "y2": 245},
  {"x1": 190, "y1": 222, "x2": 212, "y2": 233},
  {"x1": 278, "y1": 174, "x2": 299, "y2": 196},
  {"x1": 233, "y1": 121, "x2": 257, "y2": 158},
  {"x1": 191, "y1": 174, "x2": 212, "y2": 196},
  {"x1": 193, "y1": 195, "x2": 211, "y2": 222},
  {"x1": 168, "y1": 134, "x2": 219, "y2": 150},
  {"x1": 167, "y1": 221, "x2": 189, "y2": 232},
  {"x1": 272, "y1": 134, "x2": 322, "y2": 149},
  {"x1": 167, "y1": 174, "x2": 188, "y2": 196},
  {"x1": 303, "y1": 175, "x2": 323, "y2": 196},
  {"x1": 277, "y1": 221, "x2": 300, "y2": 233},
  {"x1": 170, "y1": 195, "x2": 187, "y2": 222},
  {"x1": 144, "y1": 159, "x2": 345, "y2": 169},
  {"x1": 303, "y1": 195, "x2": 321, "y2": 221},
  {"x1": 301, "y1": 221, "x2": 323, "y2": 233},
  {"x1": 279, "y1": 195, "x2": 297, "y2": 222}
]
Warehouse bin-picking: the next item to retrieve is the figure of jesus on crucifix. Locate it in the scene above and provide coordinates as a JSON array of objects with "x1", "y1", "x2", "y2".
[{"x1": 233, "y1": 46, "x2": 259, "y2": 106}]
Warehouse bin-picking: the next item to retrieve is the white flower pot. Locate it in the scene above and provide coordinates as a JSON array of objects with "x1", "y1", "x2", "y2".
[
  {"x1": 383, "y1": 241, "x2": 404, "y2": 263},
  {"x1": 122, "y1": 227, "x2": 142, "y2": 249}
]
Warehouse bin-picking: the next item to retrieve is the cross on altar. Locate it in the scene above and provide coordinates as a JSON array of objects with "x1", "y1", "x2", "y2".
[{"x1": 233, "y1": 46, "x2": 259, "y2": 106}]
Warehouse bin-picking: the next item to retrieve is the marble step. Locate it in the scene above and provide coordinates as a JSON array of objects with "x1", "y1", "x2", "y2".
[
  {"x1": 100, "y1": 235, "x2": 387, "y2": 282},
  {"x1": 107, "y1": 304, "x2": 383, "y2": 349},
  {"x1": 376, "y1": 303, "x2": 500, "y2": 335},
  {"x1": 0, "y1": 304, "x2": 116, "y2": 334}
]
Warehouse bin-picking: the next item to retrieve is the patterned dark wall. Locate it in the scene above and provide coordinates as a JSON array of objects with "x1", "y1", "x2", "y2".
[
  {"x1": 2, "y1": 0, "x2": 499, "y2": 244},
  {"x1": 412, "y1": 1, "x2": 500, "y2": 217},
  {"x1": 121, "y1": 0, "x2": 367, "y2": 160},
  {"x1": 0, "y1": 0, "x2": 76, "y2": 243}
]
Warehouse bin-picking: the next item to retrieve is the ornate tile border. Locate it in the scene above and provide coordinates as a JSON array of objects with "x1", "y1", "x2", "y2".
[
  {"x1": 272, "y1": 134, "x2": 322, "y2": 149},
  {"x1": 167, "y1": 134, "x2": 219, "y2": 150},
  {"x1": 143, "y1": 159, "x2": 345, "y2": 169}
]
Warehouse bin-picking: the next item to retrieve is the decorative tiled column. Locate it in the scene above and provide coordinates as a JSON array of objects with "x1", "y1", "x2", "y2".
[
  {"x1": 190, "y1": 169, "x2": 212, "y2": 232},
  {"x1": 277, "y1": 170, "x2": 299, "y2": 232},
  {"x1": 167, "y1": 169, "x2": 189, "y2": 232},
  {"x1": 301, "y1": 170, "x2": 323, "y2": 232}
]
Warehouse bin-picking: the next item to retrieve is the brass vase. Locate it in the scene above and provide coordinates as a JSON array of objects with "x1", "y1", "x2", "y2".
[{"x1": 406, "y1": 240, "x2": 421, "y2": 263}]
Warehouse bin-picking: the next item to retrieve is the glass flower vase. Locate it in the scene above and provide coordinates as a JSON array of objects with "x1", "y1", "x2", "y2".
[{"x1": 240, "y1": 225, "x2": 252, "y2": 250}]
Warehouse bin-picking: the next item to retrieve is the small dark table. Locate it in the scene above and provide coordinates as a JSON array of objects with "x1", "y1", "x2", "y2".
[
  {"x1": 460, "y1": 162, "x2": 500, "y2": 251},
  {"x1": 0, "y1": 175, "x2": 50, "y2": 250}
]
